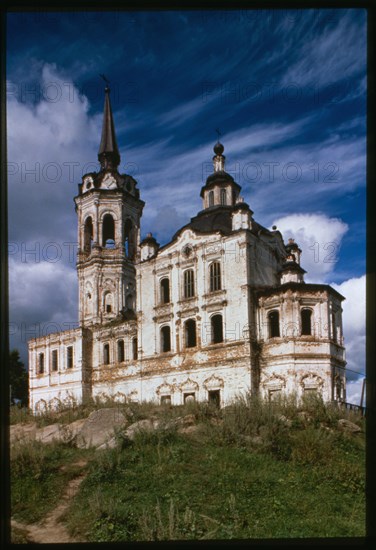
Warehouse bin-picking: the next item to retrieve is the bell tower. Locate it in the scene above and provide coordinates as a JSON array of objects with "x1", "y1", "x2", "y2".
[{"x1": 74, "y1": 84, "x2": 144, "y2": 327}]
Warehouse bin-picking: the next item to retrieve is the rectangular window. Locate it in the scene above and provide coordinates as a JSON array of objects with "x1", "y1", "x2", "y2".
[
  {"x1": 209, "y1": 262, "x2": 221, "y2": 292},
  {"x1": 208, "y1": 390, "x2": 221, "y2": 408},
  {"x1": 268, "y1": 389, "x2": 282, "y2": 401},
  {"x1": 184, "y1": 270, "x2": 195, "y2": 298},
  {"x1": 51, "y1": 350, "x2": 58, "y2": 371},
  {"x1": 117, "y1": 340, "x2": 125, "y2": 362},
  {"x1": 161, "y1": 395, "x2": 171, "y2": 405},
  {"x1": 38, "y1": 353, "x2": 44, "y2": 374},
  {"x1": 132, "y1": 338, "x2": 138, "y2": 360},
  {"x1": 67, "y1": 346, "x2": 73, "y2": 369},
  {"x1": 304, "y1": 387, "x2": 317, "y2": 395},
  {"x1": 331, "y1": 312, "x2": 337, "y2": 342},
  {"x1": 160, "y1": 278, "x2": 170, "y2": 304},
  {"x1": 104, "y1": 343, "x2": 110, "y2": 365}
]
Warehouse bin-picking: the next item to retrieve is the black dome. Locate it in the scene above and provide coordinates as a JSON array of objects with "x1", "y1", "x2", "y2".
[{"x1": 214, "y1": 141, "x2": 224, "y2": 155}]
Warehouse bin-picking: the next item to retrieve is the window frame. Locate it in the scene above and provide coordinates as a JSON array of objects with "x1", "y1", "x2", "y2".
[
  {"x1": 38, "y1": 352, "x2": 44, "y2": 375},
  {"x1": 183, "y1": 269, "x2": 195, "y2": 299},
  {"x1": 209, "y1": 261, "x2": 221, "y2": 292},
  {"x1": 331, "y1": 312, "x2": 337, "y2": 342},
  {"x1": 301, "y1": 308, "x2": 313, "y2": 336},
  {"x1": 103, "y1": 343, "x2": 110, "y2": 365},
  {"x1": 160, "y1": 277, "x2": 170, "y2": 304},
  {"x1": 132, "y1": 337, "x2": 138, "y2": 360},
  {"x1": 102, "y1": 213, "x2": 115, "y2": 248},
  {"x1": 160, "y1": 325, "x2": 172, "y2": 353},
  {"x1": 211, "y1": 313, "x2": 224, "y2": 344},
  {"x1": 51, "y1": 349, "x2": 58, "y2": 372},
  {"x1": 184, "y1": 318, "x2": 197, "y2": 348},
  {"x1": 117, "y1": 339, "x2": 125, "y2": 362},
  {"x1": 268, "y1": 310, "x2": 280, "y2": 338},
  {"x1": 66, "y1": 346, "x2": 73, "y2": 369}
]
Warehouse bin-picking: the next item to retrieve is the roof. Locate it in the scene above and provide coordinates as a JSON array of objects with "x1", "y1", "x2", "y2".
[
  {"x1": 255, "y1": 282, "x2": 345, "y2": 301},
  {"x1": 98, "y1": 87, "x2": 120, "y2": 167},
  {"x1": 170, "y1": 205, "x2": 234, "y2": 242},
  {"x1": 278, "y1": 261, "x2": 306, "y2": 274},
  {"x1": 200, "y1": 171, "x2": 241, "y2": 198}
]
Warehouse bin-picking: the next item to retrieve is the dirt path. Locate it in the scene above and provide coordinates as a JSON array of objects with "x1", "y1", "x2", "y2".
[{"x1": 11, "y1": 461, "x2": 88, "y2": 543}]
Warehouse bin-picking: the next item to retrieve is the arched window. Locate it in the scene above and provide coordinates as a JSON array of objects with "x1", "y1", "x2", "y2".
[
  {"x1": 268, "y1": 310, "x2": 280, "y2": 338},
  {"x1": 331, "y1": 312, "x2": 337, "y2": 342},
  {"x1": 132, "y1": 337, "x2": 138, "y2": 360},
  {"x1": 220, "y1": 188, "x2": 227, "y2": 206},
  {"x1": 85, "y1": 292, "x2": 92, "y2": 316},
  {"x1": 67, "y1": 346, "x2": 73, "y2": 369},
  {"x1": 185, "y1": 319, "x2": 197, "y2": 348},
  {"x1": 126, "y1": 294, "x2": 134, "y2": 311},
  {"x1": 38, "y1": 353, "x2": 44, "y2": 374},
  {"x1": 51, "y1": 350, "x2": 58, "y2": 371},
  {"x1": 104, "y1": 292, "x2": 113, "y2": 314},
  {"x1": 117, "y1": 340, "x2": 125, "y2": 362},
  {"x1": 208, "y1": 190, "x2": 214, "y2": 207},
  {"x1": 209, "y1": 262, "x2": 221, "y2": 292},
  {"x1": 161, "y1": 326, "x2": 171, "y2": 352},
  {"x1": 84, "y1": 216, "x2": 93, "y2": 251},
  {"x1": 102, "y1": 214, "x2": 115, "y2": 248},
  {"x1": 124, "y1": 219, "x2": 133, "y2": 259},
  {"x1": 301, "y1": 308, "x2": 312, "y2": 335},
  {"x1": 211, "y1": 314, "x2": 223, "y2": 343},
  {"x1": 160, "y1": 278, "x2": 170, "y2": 304},
  {"x1": 103, "y1": 343, "x2": 110, "y2": 365},
  {"x1": 184, "y1": 269, "x2": 195, "y2": 299}
]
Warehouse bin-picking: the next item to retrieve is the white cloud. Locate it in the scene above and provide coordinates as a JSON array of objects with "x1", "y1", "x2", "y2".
[
  {"x1": 271, "y1": 213, "x2": 349, "y2": 283},
  {"x1": 281, "y1": 13, "x2": 366, "y2": 89},
  {"x1": 7, "y1": 62, "x2": 101, "y2": 243},
  {"x1": 331, "y1": 276, "x2": 366, "y2": 386},
  {"x1": 9, "y1": 256, "x2": 77, "y2": 323},
  {"x1": 268, "y1": 215, "x2": 365, "y2": 403},
  {"x1": 345, "y1": 378, "x2": 366, "y2": 407}
]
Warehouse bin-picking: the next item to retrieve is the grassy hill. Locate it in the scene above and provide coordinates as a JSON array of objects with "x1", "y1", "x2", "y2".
[{"x1": 10, "y1": 394, "x2": 365, "y2": 542}]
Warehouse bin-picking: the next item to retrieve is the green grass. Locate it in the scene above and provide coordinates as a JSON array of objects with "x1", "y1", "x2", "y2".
[
  {"x1": 11, "y1": 439, "x2": 91, "y2": 524},
  {"x1": 64, "y1": 432, "x2": 364, "y2": 540},
  {"x1": 11, "y1": 394, "x2": 366, "y2": 540}
]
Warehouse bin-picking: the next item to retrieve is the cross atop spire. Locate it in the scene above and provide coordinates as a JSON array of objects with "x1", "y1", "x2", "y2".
[{"x1": 98, "y1": 82, "x2": 120, "y2": 171}]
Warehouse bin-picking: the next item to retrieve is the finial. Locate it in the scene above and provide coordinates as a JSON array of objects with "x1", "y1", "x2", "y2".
[
  {"x1": 214, "y1": 128, "x2": 225, "y2": 156},
  {"x1": 99, "y1": 73, "x2": 111, "y2": 92}
]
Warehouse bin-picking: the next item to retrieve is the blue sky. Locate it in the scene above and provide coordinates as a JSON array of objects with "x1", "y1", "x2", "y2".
[{"x1": 6, "y1": 9, "x2": 366, "y2": 403}]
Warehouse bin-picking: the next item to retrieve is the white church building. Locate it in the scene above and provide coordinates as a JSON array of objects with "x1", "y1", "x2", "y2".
[{"x1": 28, "y1": 86, "x2": 347, "y2": 412}]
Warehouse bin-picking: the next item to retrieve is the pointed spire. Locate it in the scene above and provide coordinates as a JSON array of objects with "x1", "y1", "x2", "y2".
[{"x1": 98, "y1": 84, "x2": 120, "y2": 171}]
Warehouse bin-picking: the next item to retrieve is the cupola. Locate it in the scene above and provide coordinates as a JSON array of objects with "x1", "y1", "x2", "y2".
[{"x1": 200, "y1": 141, "x2": 241, "y2": 210}]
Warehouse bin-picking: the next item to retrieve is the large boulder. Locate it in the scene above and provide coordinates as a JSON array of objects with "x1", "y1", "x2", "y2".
[
  {"x1": 165, "y1": 414, "x2": 196, "y2": 431},
  {"x1": 123, "y1": 418, "x2": 160, "y2": 441},
  {"x1": 35, "y1": 424, "x2": 63, "y2": 444},
  {"x1": 338, "y1": 418, "x2": 362, "y2": 433},
  {"x1": 60, "y1": 419, "x2": 87, "y2": 444},
  {"x1": 76, "y1": 408, "x2": 126, "y2": 449},
  {"x1": 10, "y1": 423, "x2": 37, "y2": 444}
]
